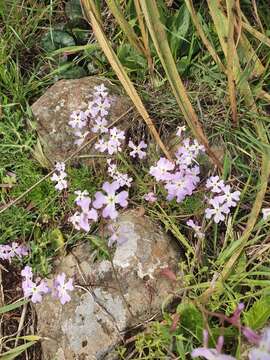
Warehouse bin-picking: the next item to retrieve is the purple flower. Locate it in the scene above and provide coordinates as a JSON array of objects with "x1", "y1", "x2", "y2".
[
  {"x1": 9, "y1": 242, "x2": 28, "y2": 258},
  {"x1": 74, "y1": 190, "x2": 89, "y2": 205},
  {"x1": 22, "y1": 278, "x2": 50, "y2": 303},
  {"x1": 128, "y1": 140, "x2": 147, "y2": 159},
  {"x1": 69, "y1": 211, "x2": 81, "y2": 230},
  {"x1": 191, "y1": 348, "x2": 236, "y2": 360},
  {"x1": 68, "y1": 110, "x2": 87, "y2": 129},
  {"x1": 113, "y1": 172, "x2": 133, "y2": 188},
  {"x1": 91, "y1": 116, "x2": 108, "y2": 134},
  {"x1": 205, "y1": 198, "x2": 230, "y2": 223},
  {"x1": 55, "y1": 162, "x2": 65, "y2": 172},
  {"x1": 77, "y1": 197, "x2": 98, "y2": 232},
  {"x1": 187, "y1": 219, "x2": 205, "y2": 239},
  {"x1": 206, "y1": 176, "x2": 225, "y2": 193},
  {"x1": 95, "y1": 138, "x2": 109, "y2": 153},
  {"x1": 51, "y1": 172, "x2": 68, "y2": 191},
  {"x1": 107, "y1": 222, "x2": 130, "y2": 246},
  {"x1": 165, "y1": 171, "x2": 195, "y2": 202},
  {"x1": 0, "y1": 245, "x2": 11, "y2": 260},
  {"x1": 54, "y1": 273, "x2": 74, "y2": 305},
  {"x1": 94, "y1": 83, "x2": 108, "y2": 98},
  {"x1": 192, "y1": 332, "x2": 235, "y2": 360},
  {"x1": 21, "y1": 265, "x2": 33, "y2": 280},
  {"x1": 93, "y1": 181, "x2": 128, "y2": 219},
  {"x1": 92, "y1": 97, "x2": 111, "y2": 117},
  {"x1": 144, "y1": 192, "x2": 157, "y2": 203},
  {"x1": 106, "y1": 160, "x2": 132, "y2": 187},
  {"x1": 248, "y1": 328, "x2": 270, "y2": 359},
  {"x1": 149, "y1": 157, "x2": 175, "y2": 182},
  {"x1": 215, "y1": 185, "x2": 240, "y2": 208},
  {"x1": 108, "y1": 127, "x2": 125, "y2": 146},
  {"x1": 74, "y1": 130, "x2": 89, "y2": 146},
  {"x1": 107, "y1": 159, "x2": 117, "y2": 176}
]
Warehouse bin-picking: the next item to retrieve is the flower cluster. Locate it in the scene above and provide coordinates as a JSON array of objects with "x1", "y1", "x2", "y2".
[
  {"x1": 205, "y1": 176, "x2": 241, "y2": 224},
  {"x1": 68, "y1": 83, "x2": 126, "y2": 155},
  {"x1": 0, "y1": 242, "x2": 28, "y2": 261},
  {"x1": 69, "y1": 181, "x2": 129, "y2": 232},
  {"x1": 21, "y1": 266, "x2": 73, "y2": 305},
  {"x1": 50, "y1": 162, "x2": 68, "y2": 191},
  {"x1": 107, "y1": 159, "x2": 133, "y2": 188},
  {"x1": 69, "y1": 191, "x2": 98, "y2": 232},
  {"x1": 149, "y1": 134, "x2": 204, "y2": 203}
]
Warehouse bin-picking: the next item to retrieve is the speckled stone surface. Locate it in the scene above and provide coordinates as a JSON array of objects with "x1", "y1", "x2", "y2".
[
  {"x1": 31, "y1": 77, "x2": 133, "y2": 166},
  {"x1": 36, "y1": 210, "x2": 180, "y2": 360}
]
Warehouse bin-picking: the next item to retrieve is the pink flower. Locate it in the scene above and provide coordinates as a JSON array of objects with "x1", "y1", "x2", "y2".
[
  {"x1": 54, "y1": 273, "x2": 74, "y2": 305},
  {"x1": 205, "y1": 198, "x2": 230, "y2": 223},
  {"x1": 144, "y1": 192, "x2": 157, "y2": 203},
  {"x1": 149, "y1": 157, "x2": 175, "y2": 182},
  {"x1": 77, "y1": 197, "x2": 98, "y2": 232},
  {"x1": 91, "y1": 117, "x2": 108, "y2": 134},
  {"x1": 215, "y1": 185, "x2": 240, "y2": 208},
  {"x1": 165, "y1": 171, "x2": 195, "y2": 202},
  {"x1": 128, "y1": 140, "x2": 147, "y2": 159},
  {"x1": 94, "y1": 83, "x2": 108, "y2": 98},
  {"x1": 68, "y1": 110, "x2": 87, "y2": 129},
  {"x1": 93, "y1": 181, "x2": 128, "y2": 219},
  {"x1": 22, "y1": 278, "x2": 50, "y2": 303},
  {"x1": 206, "y1": 176, "x2": 225, "y2": 193}
]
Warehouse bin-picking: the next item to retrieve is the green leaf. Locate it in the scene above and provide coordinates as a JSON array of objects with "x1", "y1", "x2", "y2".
[
  {"x1": 1, "y1": 341, "x2": 37, "y2": 360},
  {"x1": 0, "y1": 299, "x2": 28, "y2": 315},
  {"x1": 177, "y1": 302, "x2": 203, "y2": 340},
  {"x1": 65, "y1": 0, "x2": 83, "y2": 21},
  {"x1": 41, "y1": 30, "x2": 76, "y2": 52},
  {"x1": 166, "y1": 4, "x2": 190, "y2": 59},
  {"x1": 48, "y1": 228, "x2": 65, "y2": 251},
  {"x1": 244, "y1": 295, "x2": 270, "y2": 330}
]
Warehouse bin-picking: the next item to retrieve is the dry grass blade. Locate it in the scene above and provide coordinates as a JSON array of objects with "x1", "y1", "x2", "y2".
[
  {"x1": 242, "y1": 21, "x2": 270, "y2": 48},
  {"x1": 226, "y1": 0, "x2": 238, "y2": 125},
  {"x1": 139, "y1": 0, "x2": 221, "y2": 168},
  {"x1": 184, "y1": 0, "x2": 226, "y2": 73},
  {"x1": 134, "y1": 0, "x2": 154, "y2": 79},
  {"x1": 105, "y1": 0, "x2": 146, "y2": 56},
  {"x1": 81, "y1": 0, "x2": 172, "y2": 160}
]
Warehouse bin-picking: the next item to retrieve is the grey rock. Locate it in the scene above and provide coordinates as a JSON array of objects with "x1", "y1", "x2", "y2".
[
  {"x1": 31, "y1": 77, "x2": 133, "y2": 166},
  {"x1": 36, "y1": 210, "x2": 180, "y2": 359}
]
